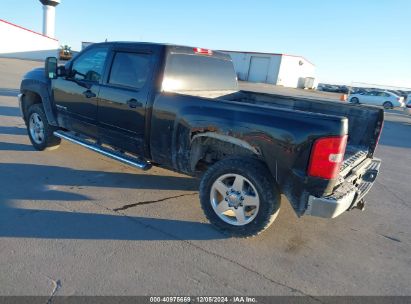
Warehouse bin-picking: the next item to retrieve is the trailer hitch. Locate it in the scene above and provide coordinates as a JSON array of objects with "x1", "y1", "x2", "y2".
[{"x1": 354, "y1": 199, "x2": 366, "y2": 211}]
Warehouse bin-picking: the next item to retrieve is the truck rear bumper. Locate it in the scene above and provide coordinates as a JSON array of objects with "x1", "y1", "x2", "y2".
[{"x1": 305, "y1": 158, "x2": 381, "y2": 218}]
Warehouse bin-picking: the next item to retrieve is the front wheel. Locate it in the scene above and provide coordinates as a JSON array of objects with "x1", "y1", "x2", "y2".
[
  {"x1": 27, "y1": 104, "x2": 61, "y2": 151},
  {"x1": 199, "y1": 157, "x2": 281, "y2": 238}
]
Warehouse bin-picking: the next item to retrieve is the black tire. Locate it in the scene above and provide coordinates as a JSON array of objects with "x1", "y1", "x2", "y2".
[
  {"x1": 350, "y1": 97, "x2": 359, "y2": 104},
  {"x1": 199, "y1": 157, "x2": 281, "y2": 238},
  {"x1": 383, "y1": 101, "x2": 393, "y2": 110},
  {"x1": 26, "y1": 104, "x2": 61, "y2": 151}
]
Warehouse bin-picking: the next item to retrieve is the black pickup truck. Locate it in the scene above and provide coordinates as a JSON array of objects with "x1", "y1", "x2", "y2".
[{"x1": 18, "y1": 42, "x2": 383, "y2": 237}]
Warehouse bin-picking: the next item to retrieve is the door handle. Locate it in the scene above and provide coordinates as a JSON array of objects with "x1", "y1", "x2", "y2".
[
  {"x1": 127, "y1": 98, "x2": 142, "y2": 108},
  {"x1": 83, "y1": 90, "x2": 96, "y2": 98}
]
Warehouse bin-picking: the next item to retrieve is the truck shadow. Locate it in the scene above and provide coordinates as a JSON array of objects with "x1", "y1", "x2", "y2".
[
  {"x1": 0, "y1": 88, "x2": 19, "y2": 97},
  {"x1": 0, "y1": 207, "x2": 225, "y2": 241},
  {"x1": 0, "y1": 163, "x2": 224, "y2": 240},
  {"x1": 0, "y1": 105, "x2": 21, "y2": 117},
  {"x1": 379, "y1": 120, "x2": 411, "y2": 149},
  {"x1": 0, "y1": 142, "x2": 34, "y2": 151},
  {"x1": 0, "y1": 126, "x2": 28, "y2": 136},
  {"x1": 0, "y1": 163, "x2": 199, "y2": 193}
]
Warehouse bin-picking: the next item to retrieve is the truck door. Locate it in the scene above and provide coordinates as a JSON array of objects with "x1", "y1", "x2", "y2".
[
  {"x1": 52, "y1": 46, "x2": 109, "y2": 137},
  {"x1": 97, "y1": 48, "x2": 154, "y2": 156}
]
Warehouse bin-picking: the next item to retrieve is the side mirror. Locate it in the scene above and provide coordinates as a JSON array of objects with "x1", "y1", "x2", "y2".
[
  {"x1": 57, "y1": 66, "x2": 67, "y2": 77},
  {"x1": 45, "y1": 57, "x2": 58, "y2": 79}
]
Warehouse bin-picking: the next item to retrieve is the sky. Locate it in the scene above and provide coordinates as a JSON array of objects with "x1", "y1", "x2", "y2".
[{"x1": 2, "y1": 0, "x2": 411, "y2": 87}]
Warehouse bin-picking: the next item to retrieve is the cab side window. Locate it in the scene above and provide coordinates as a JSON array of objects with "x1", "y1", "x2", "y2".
[
  {"x1": 71, "y1": 47, "x2": 109, "y2": 82},
  {"x1": 108, "y1": 52, "x2": 151, "y2": 89}
]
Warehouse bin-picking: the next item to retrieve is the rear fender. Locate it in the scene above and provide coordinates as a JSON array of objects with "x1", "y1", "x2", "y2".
[
  {"x1": 192, "y1": 132, "x2": 259, "y2": 154},
  {"x1": 189, "y1": 132, "x2": 261, "y2": 172}
]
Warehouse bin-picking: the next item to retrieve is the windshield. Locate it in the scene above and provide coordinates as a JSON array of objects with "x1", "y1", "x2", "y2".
[{"x1": 163, "y1": 53, "x2": 238, "y2": 92}]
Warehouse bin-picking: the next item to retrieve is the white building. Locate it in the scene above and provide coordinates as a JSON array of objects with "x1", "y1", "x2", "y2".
[
  {"x1": 220, "y1": 50, "x2": 316, "y2": 88},
  {"x1": 0, "y1": 19, "x2": 59, "y2": 60},
  {"x1": 0, "y1": 1, "x2": 61, "y2": 60}
]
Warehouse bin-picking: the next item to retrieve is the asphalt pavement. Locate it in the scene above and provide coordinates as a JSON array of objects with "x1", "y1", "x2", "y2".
[{"x1": 0, "y1": 58, "x2": 410, "y2": 296}]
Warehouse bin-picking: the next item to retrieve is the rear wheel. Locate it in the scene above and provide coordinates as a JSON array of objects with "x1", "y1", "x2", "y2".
[
  {"x1": 27, "y1": 104, "x2": 61, "y2": 151},
  {"x1": 199, "y1": 157, "x2": 281, "y2": 238},
  {"x1": 383, "y1": 101, "x2": 393, "y2": 110},
  {"x1": 350, "y1": 97, "x2": 359, "y2": 104}
]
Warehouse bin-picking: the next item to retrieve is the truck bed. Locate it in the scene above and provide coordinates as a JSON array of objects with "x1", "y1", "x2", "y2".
[{"x1": 220, "y1": 90, "x2": 383, "y2": 174}]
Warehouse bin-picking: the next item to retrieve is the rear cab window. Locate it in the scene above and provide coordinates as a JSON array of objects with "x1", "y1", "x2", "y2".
[{"x1": 162, "y1": 46, "x2": 238, "y2": 93}]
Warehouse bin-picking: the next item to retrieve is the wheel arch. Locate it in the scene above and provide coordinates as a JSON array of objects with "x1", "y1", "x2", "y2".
[
  {"x1": 21, "y1": 90, "x2": 42, "y2": 122},
  {"x1": 20, "y1": 80, "x2": 58, "y2": 126},
  {"x1": 189, "y1": 132, "x2": 263, "y2": 173},
  {"x1": 383, "y1": 101, "x2": 394, "y2": 109}
]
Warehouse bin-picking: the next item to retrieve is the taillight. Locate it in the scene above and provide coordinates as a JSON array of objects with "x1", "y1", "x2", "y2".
[
  {"x1": 308, "y1": 135, "x2": 348, "y2": 179},
  {"x1": 193, "y1": 47, "x2": 213, "y2": 55}
]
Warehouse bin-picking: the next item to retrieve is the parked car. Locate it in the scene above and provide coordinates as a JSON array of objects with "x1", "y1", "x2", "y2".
[
  {"x1": 18, "y1": 42, "x2": 383, "y2": 237},
  {"x1": 387, "y1": 90, "x2": 408, "y2": 100},
  {"x1": 318, "y1": 84, "x2": 349, "y2": 94},
  {"x1": 405, "y1": 96, "x2": 411, "y2": 115},
  {"x1": 350, "y1": 87, "x2": 367, "y2": 95},
  {"x1": 316, "y1": 83, "x2": 329, "y2": 91},
  {"x1": 349, "y1": 90, "x2": 405, "y2": 109},
  {"x1": 336, "y1": 85, "x2": 349, "y2": 94}
]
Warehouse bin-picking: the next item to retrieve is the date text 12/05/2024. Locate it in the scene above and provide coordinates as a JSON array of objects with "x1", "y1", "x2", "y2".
[{"x1": 149, "y1": 296, "x2": 257, "y2": 303}]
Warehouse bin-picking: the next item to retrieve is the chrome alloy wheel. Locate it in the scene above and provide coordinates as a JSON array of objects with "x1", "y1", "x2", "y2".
[
  {"x1": 29, "y1": 113, "x2": 45, "y2": 144},
  {"x1": 210, "y1": 173, "x2": 260, "y2": 226}
]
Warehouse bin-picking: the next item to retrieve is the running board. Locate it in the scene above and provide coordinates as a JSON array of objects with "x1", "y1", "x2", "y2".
[{"x1": 53, "y1": 130, "x2": 152, "y2": 171}]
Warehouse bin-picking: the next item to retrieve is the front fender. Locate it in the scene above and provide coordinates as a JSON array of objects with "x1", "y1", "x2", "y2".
[{"x1": 20, "y1": 70, "x2": 58, "y2": 126}]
